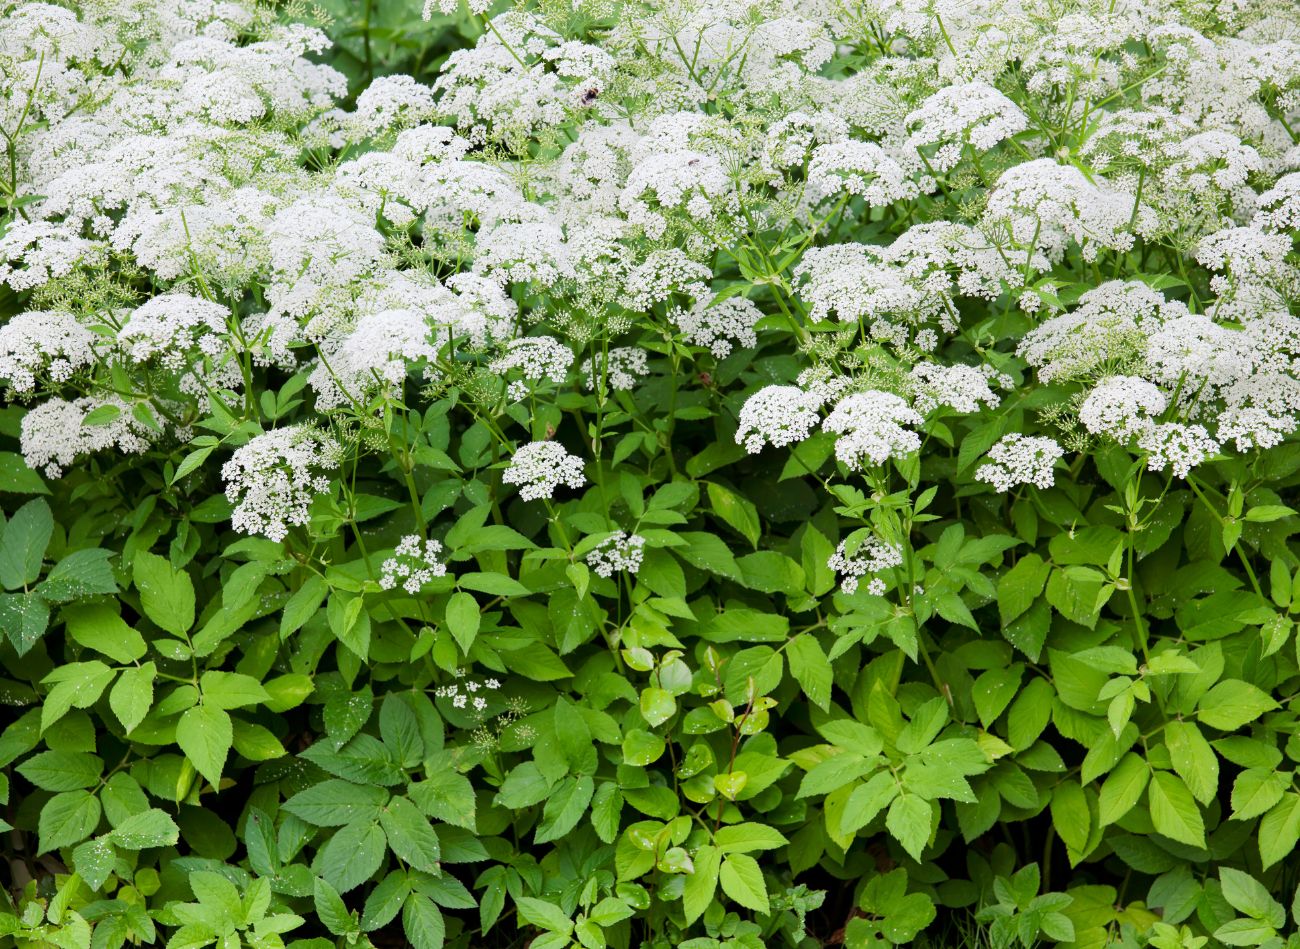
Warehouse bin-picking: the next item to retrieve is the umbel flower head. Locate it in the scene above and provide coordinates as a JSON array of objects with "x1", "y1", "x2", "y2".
[
  {"x1": 503, "y1": 440, "x2": 587, "y2": 500},
  {"x1": 222, "y1": 425, "x2": 342, "y2": 542}
]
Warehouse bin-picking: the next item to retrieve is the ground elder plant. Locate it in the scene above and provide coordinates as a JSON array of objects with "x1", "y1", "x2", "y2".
[{"x1": 5, "y1": 0, "x2": 1300, "y2": 947}]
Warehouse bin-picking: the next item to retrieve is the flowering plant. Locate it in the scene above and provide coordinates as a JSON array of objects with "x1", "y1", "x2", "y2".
[{"x1": 3, "y1": 0, "x2": 1300, "y2": 946}]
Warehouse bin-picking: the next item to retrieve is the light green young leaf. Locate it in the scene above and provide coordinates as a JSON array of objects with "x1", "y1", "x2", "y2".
[
  {"x1": 176, "y1": 704, "x2": 232, "y2": 788},
  {"x1": 133, "y1": 550, "x2": 195, "y2": 637},
  {"x1": 1148, "y1": 772, "x2": 1206, "y2": 849},
  {"x1": 719, "y1": 853, "x2": 769, "y2": 914},
  {"x1": 786, "y1": 634, "x2": 833, "y2": 710},
  {"x1": 110, "y1": 663, "x2": 155, "y2": 734},
  {"x1": 110, "y1": 808, "x2": 180, "y2": 849},
  {"x1": 683, "y1": 845, "x2": 721, "y2": 924}
]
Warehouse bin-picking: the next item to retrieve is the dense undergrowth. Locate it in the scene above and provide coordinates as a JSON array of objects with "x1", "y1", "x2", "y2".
[{"x1": 3, "y1": 0, "x2": 1300, "y2": 947}]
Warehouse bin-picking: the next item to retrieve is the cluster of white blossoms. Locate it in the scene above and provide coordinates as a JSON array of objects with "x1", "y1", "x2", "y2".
[
  {"x1": 502, "y1": 441, "x2": 587, "y2": 501},
  {"x1": 905, "y1": 82, "x2": 1029, "y2": 172},
  {"x1": 827, "y1": 537, "x2": 904, "y2": 596},
  {"x1": 0, "y1": 0, "x2": 1298, "y2": 541},
  {"x1": 823, "y1": 391, "x2": 925, "y2": 470},
  {"x1": 0, "y1": 311, "x2": 98, "y2": 395},
  {"x1": 581, "y1": 346, "x2": 649, "y2": 392},
  {"x1": 585, "y1": 532, "x2": 646, "y2": 578},
  {"x1": 672, "y1": 297, "x2": 762, "y2": 358},
  {"x1": 490, "y1": 337, "x2": 576, "y2": 401},
  {"x1": 433, "y1": 673, "x2": 502, "y2": 712},
  {"x1": 221, "y1": 426, "x2": 342, "y2": 543},
  {"x1": 735, "y1": 385, "x2": 822, "y2": 455},
  {"x1": 975, "y1": 435, "x2": 1065, "y2": 492},
  {"x1": 380, "y1": 535, "x2": 449, "y2": 594}
]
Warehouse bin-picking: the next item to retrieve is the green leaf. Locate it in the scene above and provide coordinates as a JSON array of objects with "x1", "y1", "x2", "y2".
[
  {"x1": 1098, "y1": 753, "x2": 1149, "y2": 826},
  {"x1": 176, "y1": 704, "x2": 232, "y2": 788},
  {"x1": 1219, "y1": 868, "x2": 1284, "y2": 927},
  {"x1": 1231, "y1": 768, "x2": 1289, "y2": 821},
  {"x1": 1197, "y1": 680, "x2": 1278, "y2": 731},
  {"x1": 361, "y1": 872, "x2": 410, "y2": 931},
  {"x1": 1148, "y1": 771, "x2": 1205, "y2": 849},
  {"x1": 38, "y1": 790, "x2": 102, "y2": 853},
  {"x1": 840, "y1": 772, "x2": 898, "y2": 835},
  {"x1": 972, "y1": 666, "x2": 1022, "y2": 729},
  {"x1": 314, "y1": 877, "x2": 358, "y2": 937},
  {"x1": 402, "y1": 894, "x2": 446, "y2": 949},
  {"x1": 998, "y1": 553, "x2": 1049, "y2": 626},
  {"x1": 719, "y1": 853, "x2": 769, "y2": 914},
  {"x1": 64, "y1": 604, "x2": 146, "y2": 663},
  {"x1": 0, "y1": 452, "x2": 48, "y2": 494},
  {"x1": 535, "y1": 774, "x2": 594, "y2": 844},
  {"x1": 409, "y1": 771, "x2": 477, "y2": 831},
  {"x1": 885, "y1": 794, "x2": 933, "y2": 862},
  {"x1": 379, "y1": 796, "x2": 442, "y2": 874},
  {"x1": 133, "y1": 550, "x2": 195, "y2": 637},
  {"x1": 199, "y1": 671, "x2": 271, "y2": 709},
  {"x1": 0, "y1": 591, "x2": 49, "y2": 655},
  {"x1": 515, "y1": 897, "x2": 573, "y2": 935},
  {"x1": 640, "y1": 688, "x2": 676, "y2": 727},
  {"x1": 41, "y1": 660, "x2": 115, "y2": 731},
  {"x1": 707, "y1": 482, "x2": 761, "y2": 549},
  {"x1": 1165, "y1": 721, "x2": 1218, "y2": 806},
  {"x1": 110, "y1": 808, "x2": 180, "y2": 849},
  {"x1": 1045, "y1": 565, "x2": 1109, "y2": 627},
  {"x1": 786, "y1": 634, "x2": 833, "y2": 710},
  {"x1": 674, "y1": 532, "x2": 741, "y2": 580},
  {"x1": 281, "y1": 574, "x2": 327, "y2": 638},
  {"x1": 445, "y1": 591, "x2": 479, "y2": 653},
  {"x1": 1049, "y1": 781, "x2": 1092, "y2": 861},
  {"x1": 110, "y1": 663, "x2": 155, "y2": 734},
  {"x1": 683, "y1": 845, "x2": 721, "y2": 924},
  {"x1": 1259, "y1": 794, "x2": 1300, "y2": 869},
  {"x1": 0, "y1": 498, "x2": 52, "y2": 590},
  {"x1": 285, "y1": 780, "x2": 389, "y2": 827},
  {"x1": 457, "y1": 572, "x2": 530, "y2": 596},
  {"x1": 38, "y1": 549, "x2": 117, "y2": 603},
  {"x1": 17, "y1": 751, "x2": 103, "y2": 791},
  {"x1": 1214, "y1": 918, "x2": 1279, "y2": 946},
  {"x1": 73, "y1": 839, "x2": 116, "y2": 891},
  {"x1": 714, "y1": 823, "x2": 789, "y2": 854},
  {"x1": 317, "y1": 820, "x2": 386, "y2": 893}
]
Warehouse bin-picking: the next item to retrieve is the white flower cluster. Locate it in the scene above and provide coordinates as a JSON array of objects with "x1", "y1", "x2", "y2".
[
  {"x1": 806, "y1": 142, "x2": 919, "y2": 205},
  {"x1": 582, "y1": 346, "x2": 649, "y2": 392},
  {"x1": 503, "y1": 441, "x2": 587, "y2": 501},
  {"x1": 975, "y1": 434, "x2": 1064, "y2": 492},
  {"x1": 491, "y1": 337, "x2": 575, "y2": 401},
  {"x1": 380, "y1": 535, "x2": 449, "y2": 594},
  {"x1": 0, "y1": 310, "x2": 98, "y2": 395},
  {"x1": 823, "y1": 391, "x2": 924, "y2": 470},
  {"x1": 222, "y1": 426, "x2": 341, "y2": 542},
  {"x1": 433, "y1": 673, "x2": 502, "y2": 712},
  {"x1": 672, "y1": 297, "x2": 762, "y2": 358},
  {"x1": 20, "y1": 396, "x2": 156, "y2": 478},
  {"x1": 3, "y1": 0, "x2": 1300, "y2": 538},
  {"x1": 735, "y1": 385, "x2": 821, "y2": 455},
  {"x1": 585, "y1": 532, "x2": 646, "y2": 578},
  {"x1": 982, "y1": 159, "x2": 1155, "y2": 263},
  {"x1": 905, "y1": 82, "x2": 1028, "y2": 172},
  {"x1": 309, "y1": 309, "x2": 440, "y2": 410},
  {"x1": 910, "y1": 364, "x2": 1001, "y2": 414},
  {"x1": 827, "y1": 537, "x2": 903, "y2": 596}
]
